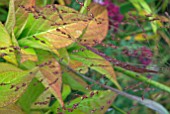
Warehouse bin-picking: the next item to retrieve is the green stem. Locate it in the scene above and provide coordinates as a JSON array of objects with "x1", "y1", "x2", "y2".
[
  {"x1": 80, "y1": 0, "x2": 91, "y2": 14},
  {"x1": 114, "y1": 66, "x2": 170, "y2": 94},
  {"x1": 111, "y1": 104, "x2": 127, "y2": 114}
]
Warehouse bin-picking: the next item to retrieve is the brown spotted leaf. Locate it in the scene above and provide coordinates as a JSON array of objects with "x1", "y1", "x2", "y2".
[
  {"x1": 0, "y1": 22, "x2": 17, "y2": 65},
  {"x1": 62, "y1": 65, "x2": 90, "y2": 93},
  {"x1": 14, "y1": 0, "x2": 35, "y2": 38},
  {"x1": 68, "y1": 60, "x2": 88, "y2": 74},
  {"x1": 64, "y1": 90, "x2": 117, "y2": 114},
  {"x1": 80, "y1": 3, "x2": 108, "y2": 46},
  {"x1": 17, "y1": 4, "x2": 89, "y2": 50},
  {"x1": 70, "y1": 48, "x2": 121, "y2": 90},
  {"x1": 0, "y1": 63, "x2": 38, "y2": 107},
  {"x1": 38, "y1": 58, "x2": 63, "y2": 106},
  {"x1": 17, "y1": 78, "x2": 46, "y2": 113},
  {"x1": 31, "y1": 90, "x2": 51, "y2": 110},
  {"x1": 17, "y1": 4, "x2": 108, "y2": 51},
  {"x1": 20, "y1": 48, "x2": 38, "y2": 63}
]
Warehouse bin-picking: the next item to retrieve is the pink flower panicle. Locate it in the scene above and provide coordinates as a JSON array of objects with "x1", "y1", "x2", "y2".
[
  {"x1": 138, "y1": 47, "x2": 153, "y2": 66},
  {"x1": 122, "y1": 46, "x2": 153, "y2": 66}
]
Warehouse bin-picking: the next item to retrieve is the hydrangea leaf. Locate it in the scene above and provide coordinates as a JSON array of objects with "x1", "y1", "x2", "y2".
[
  {"x1": 38, "y1": 58, "x2": 64, "y2": 106},
  {"x1": 17, "y1": 4, "x2": 108, "y2": 51},
  {"x1": 64, "y1": 90, "x2": 116, "y2": 114},
  {"x1": 5, "y1": 0, "x2": 15, "y2": 34},
  {"x1": 80, "y1": 3, "x2": 108, "y2": 46},
  {"x1": 14, "y1": 0, "x2": 35, "y2": 38},
  {"x1": 17, "y1": 78, "x2": 45, "y2": 113},
  {"x1": 0, "y1": 63, "x2": 37, "y2": 107},
  {"x1": 0, "y1": 22, "x2": 17, "y2": 65},
  {"x1": 70, "y1": 48, "x2": 121, "y2": 90},
  {"x1": 62, "y1": 68, "x2": 90, "y2": 93}
]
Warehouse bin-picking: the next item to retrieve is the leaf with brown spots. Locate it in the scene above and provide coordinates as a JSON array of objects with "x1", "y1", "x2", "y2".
[
  {"x1": 38, "y1": 58, "x2": 64, "y2": 106},
  {"x1": 20, "y1": 48, "x2": 38, "y2": 63},
  {"x1": 70, "y1": 48, "x2": 121, "y2": 90},
  {"x1": 14, "y1": 0, "x2": 35, "y2": 38},
  {"x1": 68, "y1": 60, "x2": 88, "y2": 74},
  {"x1": 0, "y1": 63, "x2": 38, "y2": 107},
  {"x1": 0, "y1": 22, "x2": 17, "y2": 65},
  {"x1": 64, "y1": 90, "x2": 117, "y2": 114},
  {"x1": 62, "y1": 65, "x2": 90, "y2": 93},
  {"x1": 17, "y1": 4, "x2": 108, "y2": 52},
  {"x1": 80, "y1": 3, "x2": 108, "y2": 46},
  {"x1": 17, "y1": 4, "x2": 90, "y2": 50}
]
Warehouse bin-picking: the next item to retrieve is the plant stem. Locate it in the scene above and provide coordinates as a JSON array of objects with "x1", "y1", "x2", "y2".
[
  {"x1": 80, "y1": 0, "x2": 91, "y2": 14},
  {"x1": 111, "y1": 104, "x2": 127, "y2": 114},
  {"x1": 114, "y1": 66, "x2": 170, "y2": 94}
]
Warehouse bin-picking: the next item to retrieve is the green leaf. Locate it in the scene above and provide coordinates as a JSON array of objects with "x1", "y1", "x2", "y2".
[
  {"x1": 5, "y1": 0, "x2": 15, "y2": 34},
  {"x1": 62, "y1": 84, "x2": 71, "y2": 100},
  {"x1": 20, "y1": 48, "x2": 38, "y2": 63},
  {"x1": 120, "y1": 2, "x2": 134, "y2": 14},
  {"x1": 11, "y1": 30, "x2": 20, "y2": 63},
  {"x1": 69, "y1": 48, "x2": 121, "y2": 90},
  {"x1": 62, "y1": 69, "x2": 90, "y2": 93},
  {"x1": 17, "y1": 4, "x2": 108, "y2": 51},
  {"x1": 64, "y1": 90, "x2": 116, "y2": 114},
  {"x1": 17, "y1": 4, "x2": 90, "y2": 50},
  {"x1": 0, "y1": 22, "x2": 17, "y2": 65},
  {"x1": 17, "y1": 78, "x2": 46, "y2": 113},
  {"x1": 0, "y1": 63, "x2": 37, "y2": 107},
  {"x1": 30, "y1": 90, "x2": 51, "y2": 110},
  {"x1": 58, "y1": 48, "x2": 70, "y2": 64},
  {"x1": 14, "y1": 0, "x2": 35, "y2": 38}
]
